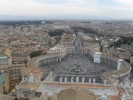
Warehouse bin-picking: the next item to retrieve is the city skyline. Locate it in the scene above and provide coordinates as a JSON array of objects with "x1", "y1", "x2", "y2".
[{"x1": 0, "y1": 0, "x2": 133, "y2": 20}]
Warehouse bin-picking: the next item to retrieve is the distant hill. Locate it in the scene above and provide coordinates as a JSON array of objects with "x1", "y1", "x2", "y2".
[
  {"x1": 0, "y1": 15, "x2": 44, "y2": 21},
  {"x1": 0, "y1": 15, "x2": 114, "y2": 21}
]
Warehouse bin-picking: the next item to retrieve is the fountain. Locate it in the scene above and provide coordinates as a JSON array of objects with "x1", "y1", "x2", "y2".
[
  {"x1": 71, "y1": 64, "x2": 81, "y2": 73},
  {"x1": 69, "y1": 63, "x2": 86, "y2": 74}
]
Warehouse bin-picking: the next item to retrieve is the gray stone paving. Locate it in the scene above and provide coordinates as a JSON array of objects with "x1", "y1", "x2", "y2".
[
  {"x1": 41, "y1": 33, "x2": 116, "y2": 83},
  {"x1": 46, "y1": 55, "x2": 116, "y2": 83}
]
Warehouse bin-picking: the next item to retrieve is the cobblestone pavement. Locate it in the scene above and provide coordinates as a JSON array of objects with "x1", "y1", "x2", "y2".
[
  {"x1": 41, "y1": 34, "x2": 116, "y2": 83},
  {"x1": 46, "y1": 55, "x2": 116, "y2": 83}
]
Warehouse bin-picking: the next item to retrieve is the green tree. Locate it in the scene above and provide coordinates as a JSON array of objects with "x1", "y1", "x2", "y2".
[
  {"x1": 49, "y1": 29, "x2": 64, "y2": 36},
  {"x1": 30, "y1": 50, "x2": 42, "y2": 58}
]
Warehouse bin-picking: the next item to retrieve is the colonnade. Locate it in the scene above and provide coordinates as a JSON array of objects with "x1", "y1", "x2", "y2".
[{"x1": 37, "y1": 56, "x2": 61, "y2": 67}]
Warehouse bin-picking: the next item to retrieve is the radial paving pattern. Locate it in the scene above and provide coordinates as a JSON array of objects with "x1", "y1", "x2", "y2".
[{"x1": 41, "y1": 34, "x2": 116, "y2": 83}]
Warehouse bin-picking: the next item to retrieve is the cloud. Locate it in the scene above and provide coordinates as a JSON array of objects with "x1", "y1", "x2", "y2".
[
  {"x1": 97, "y1": 6, "x2": 133, "y2": 19},
  {"x1": 0, "y1": 0, "x2": 133, "y2": 19},
  {"x1": 114, "y1": 0, "x2": 133, "y2": 5},
  {"x1": 0, "y1": 0, "x2": 103, "y2": 16}
]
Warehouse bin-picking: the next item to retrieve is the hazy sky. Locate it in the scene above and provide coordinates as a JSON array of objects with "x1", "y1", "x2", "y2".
[{"x1": 0, "y1": 0, "x2": 133, "y2": 19}]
